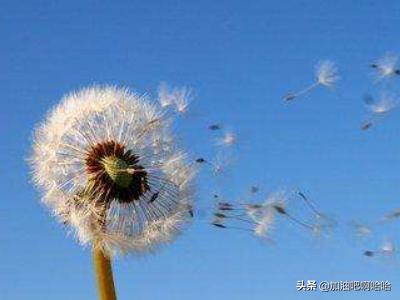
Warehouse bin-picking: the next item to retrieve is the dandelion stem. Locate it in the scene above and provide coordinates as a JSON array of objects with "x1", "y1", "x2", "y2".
[
  {"x1": 93, "y1": 246, "x2": 117, "y2": 300},
  {"x1": 295, "y1": 82, "x2": 320, "y2": 98}
]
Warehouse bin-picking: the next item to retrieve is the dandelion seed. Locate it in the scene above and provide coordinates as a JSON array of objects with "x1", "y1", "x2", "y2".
[
  {"x1": 172, "y1": 86, "x2": 193, "y2": 114},
  {"x1": 195, "y1": 156, "x2": 225, "y2": 174},
  {"x1": 211, "y1": 190, "x2": 330, "y2": 241},
  {"x1": 245, "y1": 204, "x2": 263, "y2": 210},
  {"x1": 211, "y1": 196, "x2": 273, "y2": 238},
  {"x1": 176, "y1": 91, "x2": 192, "y2": 113},
  {"x1": 250, "y1": 186, "x2": 259, "y2": 194},
  {"x1": 245, "y1": 192, "x2": 287, "y2": 238},
  {"x1": 208, "y1": 124, "x2": 223, "y2": 131},
  {"x1": 350, "y1": 221, "x2": 372, "y2": 237},
  {"x1": 158, "y1": 82, "x2": 174, "y2": 108},
  {"x1": 361, "y1": 93, "x2": 399, "y2": 131},
  {"x1": 198, "y1": 155, "x2": 231, "y2": 175},
  {"x1": 283, "y1": 60, "x2": 339, "y2": 102},
  {"x1": 283, "y1": 93, "x2": 296, "y2": 102},
  {"x1": 297, "y1": 192, "x2": 320, "y2": 215},
  {"x1": 214, "y1": 212, "x2": 227, "y2": 219},
  {"x1": 212, "y1": 158, "x2": 227, "y2": 174},
  {"x1": 212, "y1": 223, "x2": 227, "y2": 229},
  {"x1": 148, "y1": 190, "x2": 161, "y2": 203},
  {"x1": 364, "y1": 250, "x2": 375, "y2": 257},
  {"x1": 364, "y1": 240, "x2": 396, "y2": 258},
  {"x1": 316, "y1": 60, "x2": 339, "y2": 87},
  {"x1": 370, "y1": 54, "x2": 400, "y2": 80},
  {"x1": 254, "y1": 219, "x2": 272, "y2": 237},
  {"x1": 361, "y1": 122, "x2": 373, "y2": 131},
  {"x1": 263, "y1": 191, "x2": 319, "y2": 233},
  {"x1": 273, "y1": 204, "x2": 287, "y2": 215},
  {"x1": 157, "y1": 82, "x2": 193, "y2": 114},
  {"x1": 217, "y1": 202, "x2": 234, "y2": 211},
  {"x1": 30, "y1": 86, "x2": 196, "y2": 256},
  {"x1": 252, "y1": 207, "x2": 277, "y2": 238},
  {"x1": 218, "y1": 131, "x2": 236, "y2": 147},
  {"x1": 312, "y1": 213, "x2": 336, "y2": 237},
  {"x1": 211, "y1": 214, "x2": 231, "y2": 229},
  {"x1": 296, "y1": 191, "x2": 335, "y2": 236},
  {"x1": 195, "y1": 157, "x2": 207, "y2": 163},
  {"x1": 365, "y1": 93, "x2": 398, "y2": 113},
  {"x1": 380, "y1": 239, "x2": 395, "y2": 255},
  {"x1": 187, "y1": 204, "x2": 194, "y2": 218},
  {"x1": 383, "y1": 208, "x2": 400, "y2": 221}
]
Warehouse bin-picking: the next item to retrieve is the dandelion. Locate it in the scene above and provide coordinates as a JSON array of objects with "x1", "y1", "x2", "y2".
[
  {"x1": 30, "y1": 86, "x2": 196, "y2": 299},
  {"x1": 283, "y1": 60, "x2": 339, "y2": 102},
  {"x1": 361, "y1": 93, "x2": 399, "y2": 130},
  {"x1": 370, "y1": 54, "x2": 400, "y2": 80}
]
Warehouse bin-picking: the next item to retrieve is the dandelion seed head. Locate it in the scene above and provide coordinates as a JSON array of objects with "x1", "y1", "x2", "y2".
[
  {"x1": 316, "y1": 60, "x2": 339, "y2": 87},
  {"x1": 30, "y1": 85, "x2": 196, "y2": 256}
]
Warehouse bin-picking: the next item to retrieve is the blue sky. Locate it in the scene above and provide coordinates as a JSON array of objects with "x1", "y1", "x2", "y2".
[{"x1": 1, "y1": 1, "x2": 400, "y2": 299}]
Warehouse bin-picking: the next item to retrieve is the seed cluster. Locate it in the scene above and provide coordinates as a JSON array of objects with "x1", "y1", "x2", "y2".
[{"x1": 85, "y1": 140, "x2": 150, "y2": 204}]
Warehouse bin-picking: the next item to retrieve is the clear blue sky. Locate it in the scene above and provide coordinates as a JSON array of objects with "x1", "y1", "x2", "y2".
[{"x1": 1, "y1": 1, "x2": 400, "y2": 299}]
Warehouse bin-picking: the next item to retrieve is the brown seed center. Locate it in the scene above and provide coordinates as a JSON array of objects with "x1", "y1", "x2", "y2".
[{"x1": 84, "y1": 140, "x2": 150, "y2": 204}]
